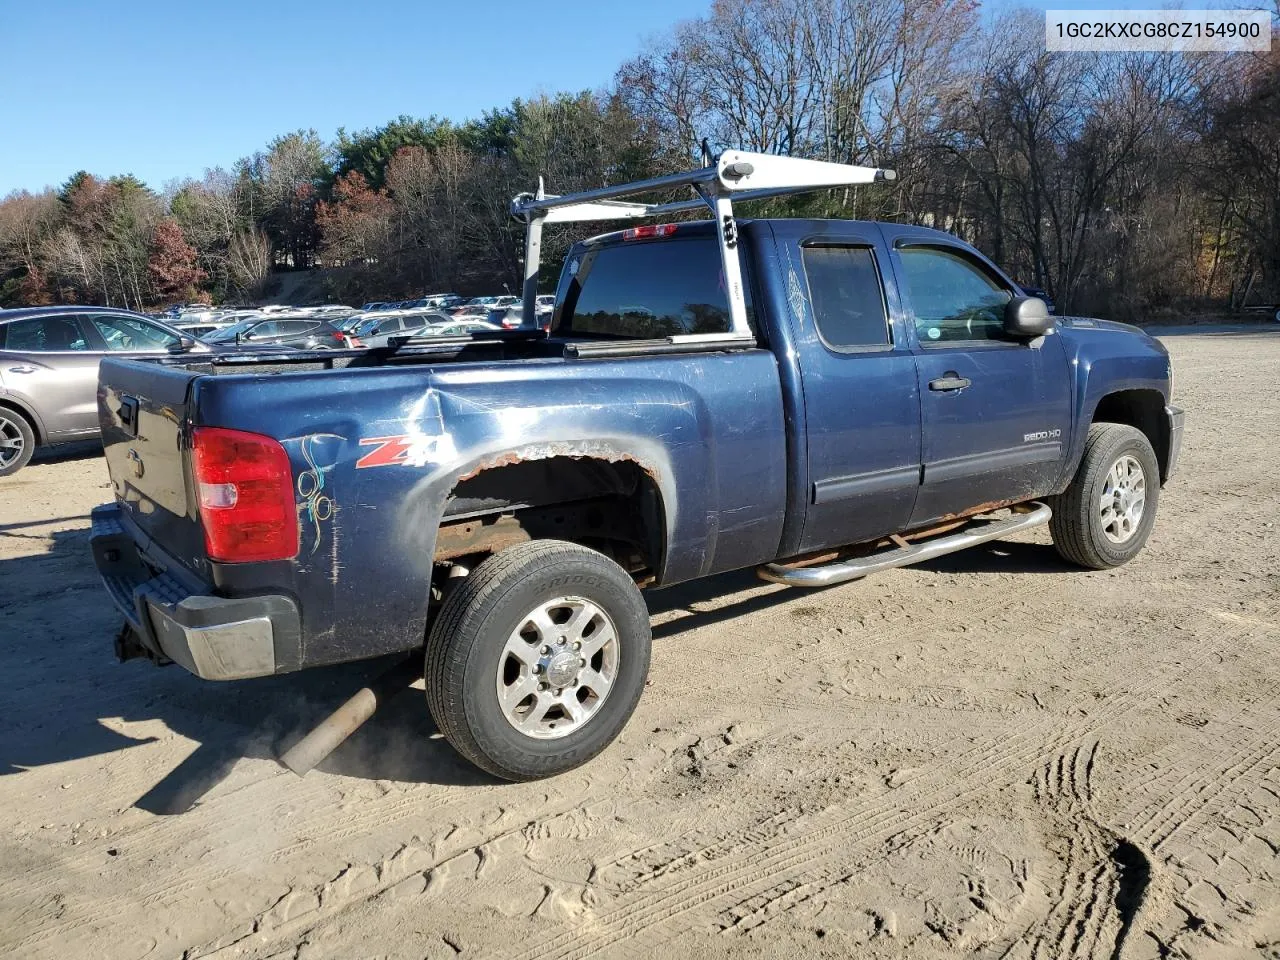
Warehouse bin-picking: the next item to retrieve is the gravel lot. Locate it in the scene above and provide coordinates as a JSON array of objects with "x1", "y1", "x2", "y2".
[{"x1": 1, "y1": 328, "x2": 1277, "y2": 960}]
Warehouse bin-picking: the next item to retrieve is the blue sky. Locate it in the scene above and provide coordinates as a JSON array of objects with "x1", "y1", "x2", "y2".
[
  {"x1": 2, "y1": 0, "x2": 1256, "y2": 195},
  {"x1": 0, "y1": 0, "x2": 709, "y2": 194}
]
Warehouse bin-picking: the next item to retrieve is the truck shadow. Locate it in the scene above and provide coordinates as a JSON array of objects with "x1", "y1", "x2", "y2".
[
  {"x1": 0, "y1": 526, "x2": 493, "y2": 818},
  {"x1": 1, "y1": 526, "x2": 1073, "y2": 815},
  {"x1": 131, "y1": 662, "x2": 494, "y2": 816},
  {"x1": 912, "y1": 540, "x2": 1078, "y2": 575},
  {"x1": 642, "y1": 541, "x2": 1076, "y2": 640}
]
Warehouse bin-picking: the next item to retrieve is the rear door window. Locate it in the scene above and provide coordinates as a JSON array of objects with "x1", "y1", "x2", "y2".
[
  {"x1": 558, "y1": 236, "x2": 752, "y2": 338},
  {"x1": 802, "y1": 246, "x2": 892, "y2": 349}
]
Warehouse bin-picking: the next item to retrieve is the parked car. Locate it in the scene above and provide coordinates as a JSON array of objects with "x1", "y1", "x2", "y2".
[
  {"x1": 0, "y1": 306, "x2": 206, "y2": 476},
  {"x1": 450, "y1": 296, "x2": 514, "y2": 320},
  {"x1": 89, "y1": 152, "x2": 1182, "y2": 783},
  {"x1": 483, "y1": 296, "x2": 555, "y2": 331},
  {"x1": 335, "y1": 313, "x2": 373, "y2": 334},
  {"x1": 348, "y1": 313, "x2": 441, "y2": 348},
  {"x1": 203, "y1": 315, "x2": 348, "y2": 350}
]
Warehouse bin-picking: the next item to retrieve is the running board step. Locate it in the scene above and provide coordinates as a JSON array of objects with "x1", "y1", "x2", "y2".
[{"x1": 757, "y1": 502, "x2": 1053, "y2": 588}]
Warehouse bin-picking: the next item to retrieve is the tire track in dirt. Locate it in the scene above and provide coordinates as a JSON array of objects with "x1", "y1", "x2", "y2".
[
  {"x1": 980, "y1": 610, "x2": 1280, "y2": 960},
  {"x1": 506, "y1": 618, "x2": 1256, "y2": 960},
  {"x1": 1017, "y1": 742, "x2": 1128, "y2": 960},
  {"x1": 140, "y1": 605, "x2": 1231, "y2": 960},
  {"x1": 6, "y1": 712, "x2": 686, "y2": 959}
]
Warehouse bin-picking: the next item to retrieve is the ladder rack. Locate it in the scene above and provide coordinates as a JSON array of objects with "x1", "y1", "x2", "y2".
[{"x1": 510, "y1": 150, "x2": 896, "y2": 339}]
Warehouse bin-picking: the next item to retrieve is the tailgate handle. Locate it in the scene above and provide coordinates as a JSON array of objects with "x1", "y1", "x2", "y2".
[
  {"x1": 7, "y1": 365, "x2": 36, "y2": 374},
  {"x1": 117, "y1": 396, "x2": 140, "y2": 436}
]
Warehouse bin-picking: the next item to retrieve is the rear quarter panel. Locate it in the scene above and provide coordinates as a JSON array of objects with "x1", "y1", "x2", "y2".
[{"x1": 192, "y1": 350, "x2": 787, "y2": 667}]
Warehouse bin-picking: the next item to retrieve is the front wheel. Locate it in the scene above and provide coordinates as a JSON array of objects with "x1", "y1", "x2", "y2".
[
  {"x1": 1049, "y1": 422, "x2": 1161, "y2": 569},
  {"x1": 425, "y1": 540, "x2": 652, "y2": 781}
]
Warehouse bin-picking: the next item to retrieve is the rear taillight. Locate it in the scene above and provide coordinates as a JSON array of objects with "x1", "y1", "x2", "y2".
[
  {"x1": 500, "y1": 317, "x2": 519, "y2": 329},
  {"x1": 191, "y1": 427, "x2": 298, "y2": 563},
  {"x1": 331, "y1": 331, "x2": 346, "y2": 343}
]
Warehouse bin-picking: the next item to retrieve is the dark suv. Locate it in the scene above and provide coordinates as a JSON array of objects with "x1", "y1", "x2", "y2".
[{"x1": 203, "y1": 315, "x2": 347, "y2": 350}]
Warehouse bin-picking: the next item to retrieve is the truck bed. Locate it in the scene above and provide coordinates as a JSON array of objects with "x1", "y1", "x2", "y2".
[{"x1": 96, "y1": 333, "x2": 787, "y2": 672}]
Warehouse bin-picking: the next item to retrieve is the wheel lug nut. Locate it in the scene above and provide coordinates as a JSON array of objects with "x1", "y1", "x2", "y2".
[
  {"x1": 579, "y1": 658, "x2": 586, "y2": 667},
  {"x1": 541, "y1": 645, "x2": 550, "y2": 655},
  {"x1": 532, "y1": 664, "x2": 541, "y2": 674},
  {"x1": 554, "y1": 688, "x2": 563, "y2": 696},
  {"x1": 573, "y1": 641, "x2": 581, "y2": 650},
  {"x1": 538, "y1": 682, "x2": 548, "y2": 691}
]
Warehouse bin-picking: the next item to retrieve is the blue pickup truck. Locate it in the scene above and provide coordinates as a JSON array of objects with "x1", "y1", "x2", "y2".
[{"x1": 91, "y1": 153, "x2": 1182, "y2": 781}]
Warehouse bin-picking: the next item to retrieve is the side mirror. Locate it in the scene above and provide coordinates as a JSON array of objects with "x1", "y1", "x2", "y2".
[{"x1": 1004, "y1": 296, "x2": 1054, "y2": 338}]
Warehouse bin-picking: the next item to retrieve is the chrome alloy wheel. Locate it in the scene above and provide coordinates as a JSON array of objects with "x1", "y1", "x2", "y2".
[
  {"x1": 496, "y1": 596, "x2": 620, "y2": 740},
  {"x1": 1100, "y1": 454, "x2": 1146, "y2": 544},
  {"x1": 0, "y1": 415, "x2": 25, "y2": 469}
]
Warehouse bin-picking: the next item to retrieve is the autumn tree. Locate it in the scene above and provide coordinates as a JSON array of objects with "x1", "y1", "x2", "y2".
[
  {"x1": 148, "y1": 218, "x2": 206, "y2": 301},
  {"x1": 315, "y1": 171, "x2": 393, "y2": 266}
]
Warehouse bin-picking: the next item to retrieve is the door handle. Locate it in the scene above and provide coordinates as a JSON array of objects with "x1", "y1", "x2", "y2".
[
  {"x1": 7, "y1": 365, "x2": 37, "y2": 374},
  {"x1": 929, "y1": 374, "x2": 971, "y2": 392}
]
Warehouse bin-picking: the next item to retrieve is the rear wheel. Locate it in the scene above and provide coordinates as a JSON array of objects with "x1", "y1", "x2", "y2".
[
  {"x1": 1049, "y1": 423, "x2": 1160, "y2": 569},
  {"x1": 0, "y1": 409, "x2": 35, "y2": 477},
  {"x1": 425, "y1": 540, "x2": 651, "y2": 781}
]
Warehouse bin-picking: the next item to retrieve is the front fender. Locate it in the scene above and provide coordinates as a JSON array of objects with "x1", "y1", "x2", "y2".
[{"x1": 1056, "y1": 320, "x2": 1172, "y2": 485}]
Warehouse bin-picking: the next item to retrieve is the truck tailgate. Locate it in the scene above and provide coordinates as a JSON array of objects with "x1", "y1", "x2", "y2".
[{"x1": 98, "y1": 357, "x2": 208, "y2": 571}]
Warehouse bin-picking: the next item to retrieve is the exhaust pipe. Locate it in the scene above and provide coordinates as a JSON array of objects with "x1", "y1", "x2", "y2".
[{"x1": 279, "y1": 656, "x2": 421, "y2": 776}]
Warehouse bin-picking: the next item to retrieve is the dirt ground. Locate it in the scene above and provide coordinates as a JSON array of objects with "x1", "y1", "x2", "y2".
[{"x1": 1, "y1": 328, "x2": 1278, "y2": 960}]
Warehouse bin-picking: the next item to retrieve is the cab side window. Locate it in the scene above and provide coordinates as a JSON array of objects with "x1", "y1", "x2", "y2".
[
  {"x1": 897, "y1": 246, "x2": 1012, "y2": 344},
  {"x1": 802, "y1": 245, "x2": 892, "y2": 349}
]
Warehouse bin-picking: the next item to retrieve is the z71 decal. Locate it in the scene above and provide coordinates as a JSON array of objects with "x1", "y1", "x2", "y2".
[
  {"x1": 356, "y1": 436, "x2": 419, "y2": 469},
  {"x1": 356, "y1": 431, "x2": 460, "y2": 469}
]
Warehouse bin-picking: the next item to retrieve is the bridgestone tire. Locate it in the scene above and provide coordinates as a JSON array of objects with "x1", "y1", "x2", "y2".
[
  {"x1": 0, "y1": 409, "x2": 36, "y2": 477},
  {"x1": 1049, "y1": 422, "x2": 1160, "y2": 569},
  {"x1": 425, "y1": 540, "x2": 651, "y2": 781}
]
